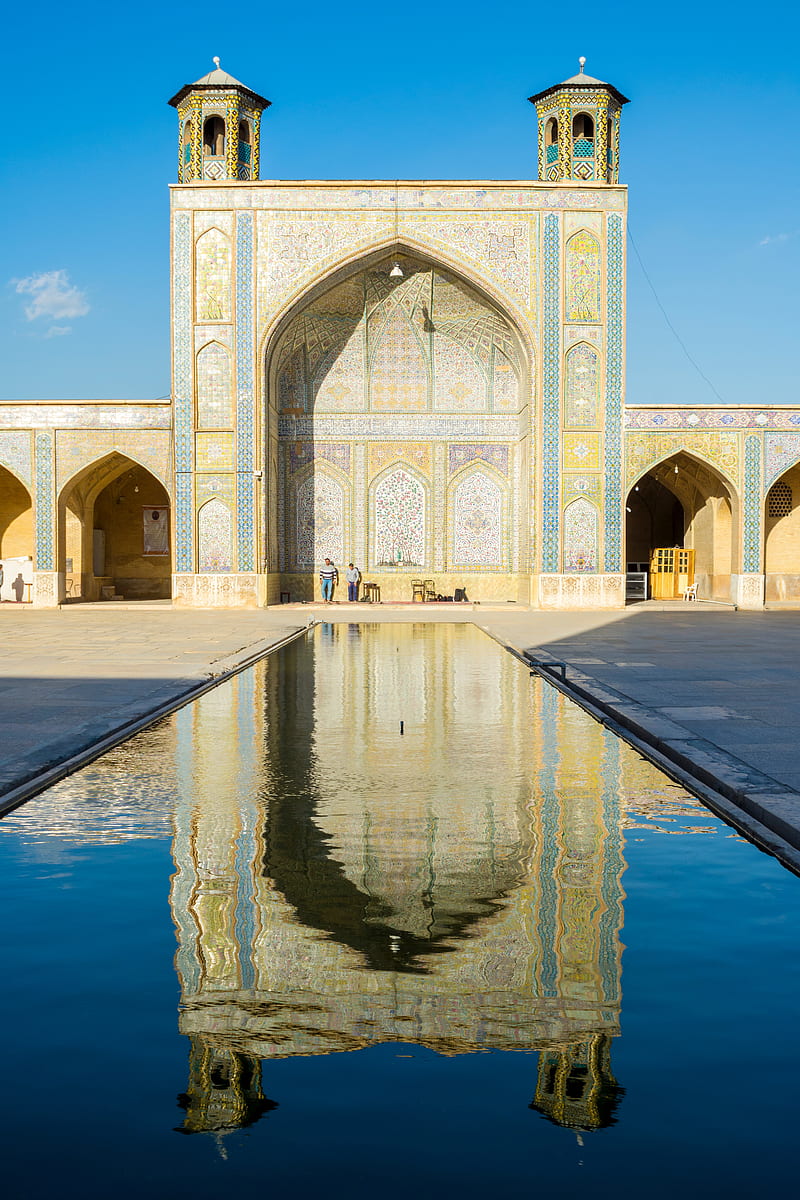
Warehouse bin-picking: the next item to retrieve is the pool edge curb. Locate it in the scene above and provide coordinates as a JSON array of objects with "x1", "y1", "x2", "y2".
[
  {"x1": 0, "y1": 623, "x2": 313, "y2": 818},
  {"x1": 480, "y1": 623, "x2": 800, "y2": 877}
]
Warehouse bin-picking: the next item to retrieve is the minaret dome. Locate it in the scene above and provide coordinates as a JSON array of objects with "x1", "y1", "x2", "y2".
[
  {"x1": 528, "y1": 59, "x2": 629, "y2": 183},
  {"x1": 168, "y1": 58, "x2": 271, "y2": 183}
]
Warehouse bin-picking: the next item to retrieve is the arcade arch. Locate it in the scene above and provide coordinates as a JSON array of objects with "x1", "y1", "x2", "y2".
[
  {"x1": 266, "y1": 248, "x2": 529, "y2": 599},
  {"x1": 58, "y1": 453, "x2": 172, "y2": 601},
  {"x1": 765, "y1": 462, "x2": 800, "y2": 600},
  {"x1": 0, "y1": 466, "x2": 33, "y2": 601},
  {"x1": 625, "y1": 452, "x2": 738, "y2": 601}
]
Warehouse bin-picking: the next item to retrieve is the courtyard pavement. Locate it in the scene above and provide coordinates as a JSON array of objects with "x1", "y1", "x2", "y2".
[{"x1": 2, "y1": 600, "x2": 800, "y2": 867}]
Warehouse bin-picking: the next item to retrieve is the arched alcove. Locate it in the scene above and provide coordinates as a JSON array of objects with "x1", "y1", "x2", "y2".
[
  {"x1": 266, "y1": 248, "x2": 529, "y2": 600},
  {"x1": 58, "y1": 453, "x2": 172, "y2": 601},
  {"x1": 0, "y1": 466, "x2": 33, "y2": 602},
  {"x1": 765, "y1": 463, "x2": 800, "y2": 600},
  {"x1": 625, "y1": 452, "x2": 738, "y2": 601}
]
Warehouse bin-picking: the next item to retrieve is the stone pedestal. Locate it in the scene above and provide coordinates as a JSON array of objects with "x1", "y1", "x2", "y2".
[
  {"x1": 536, "y1": 574, "x2": 625, "y2": 609},
  {"x1": 732, "y1": 573, "x2": 765, "y2": 610},
  {"x1": 172, "y1": 573, "x2": 260, "y2": 608},
  {"x1": 32, "y1": 571, "x2": 63, "y2": 608}
]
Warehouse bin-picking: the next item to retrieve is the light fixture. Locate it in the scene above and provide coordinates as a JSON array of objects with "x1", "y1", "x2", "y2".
[
  {"x1": 389, "y1": 261, "x2": 404, "y2": 278},
  {"x1": 674, "y1": 463, "x2": 679, "y2": 475},
  {"x1": 625, "y1": 506, "x2": 632, "y2": 513},
  {"x1": 134, "y1": 485, "x2": 139, "y2": 493}
]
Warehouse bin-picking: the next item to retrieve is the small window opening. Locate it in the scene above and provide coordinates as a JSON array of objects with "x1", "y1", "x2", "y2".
[
  {"x1": 238, "y1": 120, "x2": 251, "y2": 144},
  {"x1": 572, "y1": 112, "x2": 594, "y2": 140},
  {"x1": 768, "y1": 481, "x2": 793, "y2": 518},
  {"x1": 545, "y1": 117, "x2": 558, "y2": 146},
  {"x1": 203, "y1": 116, "x2": 226, "y2": 157}
]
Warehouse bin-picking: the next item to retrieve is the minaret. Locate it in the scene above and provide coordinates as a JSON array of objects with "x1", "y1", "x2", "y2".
[
  {"x1": 528, "y1": 58, "x2": 629, "y2": 183},
  {"x1": 168, "y1": 58, "x2": 271, "y2": 183}
]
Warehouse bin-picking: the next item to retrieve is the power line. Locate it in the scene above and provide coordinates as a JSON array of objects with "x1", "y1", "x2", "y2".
[{"x1": 627, "y1": 225, "x2": 727, "y2": 405}]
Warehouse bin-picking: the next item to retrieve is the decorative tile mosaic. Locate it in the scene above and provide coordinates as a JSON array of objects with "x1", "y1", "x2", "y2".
[
  {"x1": 235, "y1": 211, "x2": 255, "y2": 571},
  {"x1": 566, "y1": 230, "x2": 601, "y2": 322},
  {"x1": 196, "y1": 342, "x2": 234, "y2": 428},
  {"x1": 415, "y1": 216, "x2": 532, "y2": 307},
  {"x1": 373, "y1": 468, "x2": 425, "y2": 566},
  {"x1": 0, "y1": 431, "x2": 32, "y2": 487},
  {"x1": 295, "y1": 470, "x2": 346, "y2": 568},
  {"x1": 368, "y1": 442, "x2": 431, "y2": 479},
  {"x1": 279, "y1": 415, "x2": 520, "y2": 439},
  {"x1": 288, "y1": 443, "x2": 351, "y2": 475},
  {"x1": 264, "y1": 213, "x2": 389, "y2": 305},
  {"x1": 198, "y1": 497, "x2": 233, "y2": 572},
  {"x1": 604, "y1": 213, "x2": 624, "y2": 571},
  {"x1": 173, "y1": 211, "x2": 193, "y2": 571},
  {"x1": 370, "y1": 307, "x2": 429, "y2": 411},
  {"x1": 563, "y1": 433, "x2": 601, "y2": 471},
  {"x1": 196, "y1": 432, "x2": 235, "y2": 472},
  {"x1": 624, "y1": 408, "x2": 800, "y2": 430},
  {"x1": 196, "y1": 474, "x2": 235, "y2": 504},
  {"x1": 174, "y1": 183, "x2": 625, "y2": 213},
  {"x1": 34, "y1": 432, "x2": 54, "y2": 571},
  {"x1": 55, "y1": 430, "x2": 172, "y2": 493},
  {"x1": 564, "y1": 342, "x2": 600, "y2": 427},
  {"x1": 541, "y1": 211, "x2": 560, "y2": 571},
  {"x1": 195, "y1": 228, "x2": 232, "y2": 322},
  {"x1": 562, "y1": 473, "x2": 602, "y2": 504},
  {"x1": 194, "y1": 324, "x2": 232, "y2": 350},
  {"x1": 743, "y1": 435, "x2": 762, "y2": 573},
  {"x1": 451, "y1": 469, "x2": 504, "y2": 567},
  {"x1": 565, "y1": 325, "x2": 602, "y2": 346},
  {"x1": 624, "y1": 432, "x2": 740, "y2": 491},
  {"x1": 448, "y1": 444, "x2": 509, "y2": 476},
  {"x1": 764, "y1": 432, "x2": 800, "y2": 488},
  {"x1": 275, "y1": 262, "x2": 522, "y2": 419},
  {"x1": 563, "y1": 498, "x2": 599, "y2": 572},
  {"x1": 193, "y1": 211, "x2": 234, "y2": 239},
  {"x1": 0, "y1": 405, "x2": 171, "y2": 431}
]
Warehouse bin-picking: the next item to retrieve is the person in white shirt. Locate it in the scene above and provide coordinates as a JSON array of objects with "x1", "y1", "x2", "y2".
[{"x1": 319, "y1": 558, "x2": 338, "y2": 603}]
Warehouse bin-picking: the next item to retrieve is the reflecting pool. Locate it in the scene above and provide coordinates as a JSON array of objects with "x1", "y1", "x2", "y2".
[{"x1": 1, "y1": 624, "x2": 799, "y2": 1197}]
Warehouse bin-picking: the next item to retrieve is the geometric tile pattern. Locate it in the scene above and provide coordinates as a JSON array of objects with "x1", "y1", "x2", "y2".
[
  {"x1": 604, "y1": 214, "x2": 624, "y2": 571},
  {"x1": 0, "y1": 431, "x2": 32, "y2": 487},
  {"x1": 174, "y1": 212, "x2": 193, "y2": 572},
  {"x1": 236, "y1": 212, "x2": 255, "y2": 572},
  {"x1": 198, "y1": 497, "x2": 233, "y2": 572},
  {"x1": 34, "y1": 431, "x2": 54, "y2": 571},
  {"x1": 542, "y1": 212, "x2": 560, "y2": 571},
  {"x1": 448, "y1": 444, "x2": 509, "y2": 476},
  {"x1": 743, "y1": 434, "x2": 762, "y2": 573},
  {"x1": 295, "y1": 470, "x2": 345, "y2": 568}
]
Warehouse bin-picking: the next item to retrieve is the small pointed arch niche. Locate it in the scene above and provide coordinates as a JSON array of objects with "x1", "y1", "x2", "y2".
[
  {"x1": 197, "y1": 496, "x2": 233, "y2": 572},
  {"x1": 564, "y1": 341, "x2": 601, "y2": 427},
  {"x1": 196, "y1": 340, "x2": 233, "y2": 428},
  {"x1": 565, "y1": 230, "x2": 601, "y2": 323},
  {"x1": 449, "y1": 463, "x2": 508, "y2": 570},
  {"x1": 195, "y1": 227, "x2": 232, "y2": 323},
  {"x1": 370, "y1": 462, "x2": 429, "y2": 569}
]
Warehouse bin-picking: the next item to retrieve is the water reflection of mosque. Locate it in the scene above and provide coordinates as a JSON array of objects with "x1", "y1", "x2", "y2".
[{"x1": 170, "y1": 624, "x2": 632, "y2": 1136}]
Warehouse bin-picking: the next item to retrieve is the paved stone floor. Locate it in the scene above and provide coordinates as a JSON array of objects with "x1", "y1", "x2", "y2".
[{"x1": 2, "y1": 602, "x2": 800, "y2": 839}]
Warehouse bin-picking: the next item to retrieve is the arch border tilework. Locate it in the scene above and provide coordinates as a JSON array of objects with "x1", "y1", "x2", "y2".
[
  {"x1": 624, "y1": 436, "x2": 741, "y2": 497},
  {"x1": 541, "y1": 211, "x2": 560, "y2": 571},
  {"x1": 604, "y1": 213, "x2": 623, "y2": 572},
  {"x1": 57, "y1": 448, "x2": 173, "y2": 503}
]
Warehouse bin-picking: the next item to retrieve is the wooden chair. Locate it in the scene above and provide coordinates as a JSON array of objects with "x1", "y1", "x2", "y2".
[
  {"x1": 423, "y1": 579, "x2": 436, "y2": 602},
  {"x1": 411, "y1": 579, "x2": 424, "y2": 602}
]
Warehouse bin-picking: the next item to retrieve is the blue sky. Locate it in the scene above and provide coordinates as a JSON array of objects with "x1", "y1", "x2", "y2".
[{"x1": 3, "y1": 0, "x2": 799, "y2": 404}]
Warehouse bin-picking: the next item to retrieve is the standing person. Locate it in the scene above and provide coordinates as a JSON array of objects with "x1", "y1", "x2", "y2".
[
  {"x1": 319, "y1": 557, "x2": 338, "y2": 604},
  {"x1": 346, "y1": 562, "x2": 360, "y2": 602}
]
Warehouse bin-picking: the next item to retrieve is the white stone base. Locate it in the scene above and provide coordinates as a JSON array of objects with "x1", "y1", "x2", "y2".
[
  {"x1": 732, "y1": 573, "x2": 765, "y2": 610},
  {"x1": 33, "y1": 571, "x2": 63, "y2": 608},
  {"x1": 172, "y1": 573, "x2": 260, "y2": 609},
  {"x1": 536, "y1": 573, "x2": 626, "y2": 610}
]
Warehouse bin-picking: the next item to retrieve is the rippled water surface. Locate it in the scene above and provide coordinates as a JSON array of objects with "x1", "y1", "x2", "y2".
[{"x1": 1, "y1": 623, "x2": 798, "y2": 1198}]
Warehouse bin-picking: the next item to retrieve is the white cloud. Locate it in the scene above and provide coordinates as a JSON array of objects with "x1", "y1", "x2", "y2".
[
  {"x1": 44, "y1": 325, "x2": 72, "y2": 338},
  {"x1": 758, "y1": 231, "x2": 800, "y2": 247},
  {"x1": 13, "y1": 270, "x2": 90, "y2": 322}
]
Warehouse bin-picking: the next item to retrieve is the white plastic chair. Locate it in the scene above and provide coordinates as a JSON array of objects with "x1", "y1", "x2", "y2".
[{"x1": 683, "y1": 584, "x2": 698, "y2": 602}]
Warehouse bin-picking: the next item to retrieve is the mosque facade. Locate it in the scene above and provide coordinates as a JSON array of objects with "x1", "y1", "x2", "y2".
[{"x1": 2, "y1": 60, "x2": 800, "y2": 610}]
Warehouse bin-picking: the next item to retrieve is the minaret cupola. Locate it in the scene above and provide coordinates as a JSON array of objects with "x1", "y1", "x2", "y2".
[
  {"x1": 528, "y1": 59, "x2": 629, "y2": 183},
  {"x1": 168, "y1": 58, "x2": 271, "y2": 183}
]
